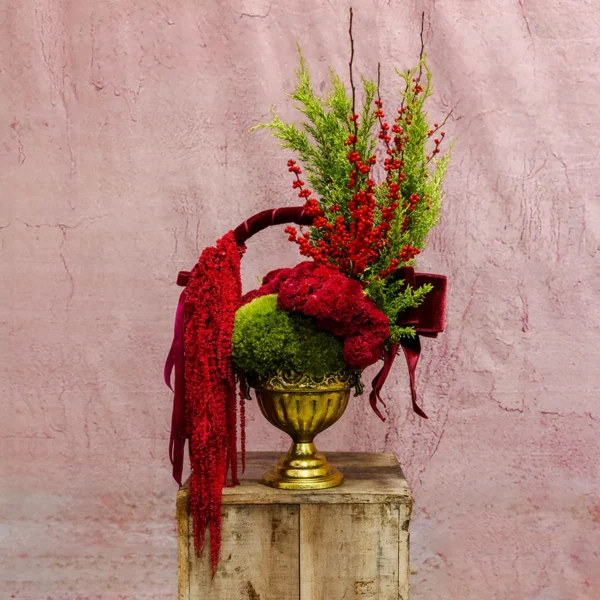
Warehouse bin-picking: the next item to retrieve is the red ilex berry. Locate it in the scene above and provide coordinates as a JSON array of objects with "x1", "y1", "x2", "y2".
[
  {"x1": 399, "y1": 245, "x2": 420, "y2": 262},
  {"x1": 302, "y1": 198, "x2": 323, "y2": 217},
  {"x1": 284, "y1": 225, "x2": 298, "y2": 241}
]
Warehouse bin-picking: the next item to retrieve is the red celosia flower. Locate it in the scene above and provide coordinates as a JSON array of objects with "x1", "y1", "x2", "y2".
[{"x1": 244, "y1": 261, "x2": 390, "y2": 370}]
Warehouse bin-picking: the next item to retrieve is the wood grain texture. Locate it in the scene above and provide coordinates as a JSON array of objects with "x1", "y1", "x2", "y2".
[
  {"x1": 220, "y1": 452, "x2": 412, "y2": 506},
  {"x1": 299, "y1": 503, "x2": 400, "y2": 600},
  {"x1": 178, "y1": 452, "x2": 411, "y2": 599},
  {"x1": 176, "y1": 488, "x2": 191, "y2": 600},
  {"x1": 398, "y1": 502, "x2": 411, "y2": 600},
  {"x1": 3, "y1": 2, "x2": 600, "y2": 598},
  {"x1": 187, "y1": 504, "x2": 300, "y2": 600}
]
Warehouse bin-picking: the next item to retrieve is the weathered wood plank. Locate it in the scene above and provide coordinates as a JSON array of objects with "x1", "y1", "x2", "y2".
[
  {"x1": 220, "y1": 452, "x2": 411, "y2": 506},
  {"x1": 176, "y1": 488, "x2": 190, "y2": 600},
  {"x1": 299, "y1": 503, "x2": 400, "y2": 600},
  {"x1": 187, "y1": 504, "x2": 300, "y2": 600},
  {"x1": 398, "y1": 502, "x2": 411, "y2": 600},
  {"x1": 178, "y1": 452, "x2": 412, "y2": 599}
]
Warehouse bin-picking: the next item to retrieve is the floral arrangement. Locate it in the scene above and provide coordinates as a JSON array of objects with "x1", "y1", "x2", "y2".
[
  {"x1": 165, "y1": 10, "x2": 451, "y2": 572},
  {"x1": 235, "y1": 10, "x2": 452, "y2": 413}
]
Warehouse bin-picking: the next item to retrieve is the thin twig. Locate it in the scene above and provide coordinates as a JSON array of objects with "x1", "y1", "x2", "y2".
[
  {"x1": 349, "y1": 7, "x2": 357, "y2": 147},
  {"x1": 432, "y1": 108, "x2": 454, "y2": 136},
  {"x1": 400, "y1": 11, "x2": 428, "y2": 173},
  {"x1": 375, "y1": 62, "x2": 394, "y2": 162},
  {"x1": 425, "y1": 108, "x2": 455, "y2": 165},
  {"x1": 417, "y1": 11, "x2": 426, "y2": 76},
  {"x1": 401, "y1": 11, "x2": 427, "y2": 114}
]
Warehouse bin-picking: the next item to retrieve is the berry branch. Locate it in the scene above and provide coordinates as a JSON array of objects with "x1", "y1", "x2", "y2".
[{"x1": 254, "y1": 10, "x2": 454, "y2": 340}]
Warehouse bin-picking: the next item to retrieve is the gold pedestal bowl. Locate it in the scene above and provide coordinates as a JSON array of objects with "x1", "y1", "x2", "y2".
[{"x1": 252, "y1": 370, "x2": 357, "y2": 490}]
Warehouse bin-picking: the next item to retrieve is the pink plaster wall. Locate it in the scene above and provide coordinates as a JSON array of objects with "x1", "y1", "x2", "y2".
[{"x1": 1, "y1": 1, "x2": 599, "y2": 598}]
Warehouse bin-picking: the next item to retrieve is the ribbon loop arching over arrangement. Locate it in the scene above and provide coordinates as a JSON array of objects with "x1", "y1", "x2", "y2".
[{"x1": 164, "y1": 207, "x2": 447, "y2": 486}]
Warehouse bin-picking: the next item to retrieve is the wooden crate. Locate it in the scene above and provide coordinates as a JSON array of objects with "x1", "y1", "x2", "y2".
[{"x1": 177, "y1": 452, "x2": 412, "y2": 600}]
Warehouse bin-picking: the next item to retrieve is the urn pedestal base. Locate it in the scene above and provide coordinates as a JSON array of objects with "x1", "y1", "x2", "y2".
[{"x1": 262, "y1": 442, "x2": 343, "y2": 490}]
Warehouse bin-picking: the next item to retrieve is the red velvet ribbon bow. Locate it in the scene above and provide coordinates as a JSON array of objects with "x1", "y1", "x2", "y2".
[
  {"x1": 368, "y1": 267, "x2": 447, "y2": 421},
  {"x1": 164, "y1": 207, "x2": 447, "y2": 485}
]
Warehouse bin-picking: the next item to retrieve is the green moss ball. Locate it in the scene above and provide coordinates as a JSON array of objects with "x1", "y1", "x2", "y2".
[{"x1": 231, "y1": 294, "x2": 346, "y2": 378}]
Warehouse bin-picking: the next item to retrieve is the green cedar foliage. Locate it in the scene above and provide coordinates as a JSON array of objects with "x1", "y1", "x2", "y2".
[{"x1": 252, "y1": 49, "x2": 453, "y2": 342}]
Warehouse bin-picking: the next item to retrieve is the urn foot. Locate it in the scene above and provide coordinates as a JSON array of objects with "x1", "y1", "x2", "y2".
[{"x1": 262, "y1": 442, "x2": 343, "y2": 490}]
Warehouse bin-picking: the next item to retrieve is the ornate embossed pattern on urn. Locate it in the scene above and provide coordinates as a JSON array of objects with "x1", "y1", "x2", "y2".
[{"x1": 251, "y1": 370, "x2": 358, "y2": 490}]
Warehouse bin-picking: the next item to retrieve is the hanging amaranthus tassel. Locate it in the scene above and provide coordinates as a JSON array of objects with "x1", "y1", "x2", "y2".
[
  {"x1": 165, "y1": 209, "x2": 312, "y2": 570},
  {"x1": 183, "y1": 231, "x2": 245, "y2": 572}
]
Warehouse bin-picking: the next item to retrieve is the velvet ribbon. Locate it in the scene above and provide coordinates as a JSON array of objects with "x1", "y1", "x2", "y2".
[
  {"x1": 368, "y1": 266, "x2": 447, "y2": 422},
  {"x1": 164, "y1": 206, "x2": 447, "y2": 485},
  {"x1": 163, "y1": 275, "x2": 190, "y2": 486}
]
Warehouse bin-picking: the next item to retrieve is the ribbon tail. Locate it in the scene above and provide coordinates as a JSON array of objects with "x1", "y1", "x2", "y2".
[
  {"x1": 164, "y1": 345, "x2": 175, "y2": 391},
  {"x1": 400, "y1": 336, "x2": 428, "y2": 419},
  {"x1": 169, "y1": 413, "x2": 185, "y2": 487},
  {"x1": 368, "y1": 343, "x2": 400, "y2": 422},
  {"x1": 368, "y1": 389, "x2": 387, "y2": 422},
  {"x1": 167, "y1": 288, "x2": 188, "y2": 486}
]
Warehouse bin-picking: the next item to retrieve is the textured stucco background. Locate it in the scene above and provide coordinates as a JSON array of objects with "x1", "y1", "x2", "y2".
[{"x1": 1, "y1": 1, "x2": 599, "y2": 599}]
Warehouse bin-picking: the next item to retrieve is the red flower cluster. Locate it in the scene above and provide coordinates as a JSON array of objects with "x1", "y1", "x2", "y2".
[
  {"x1": 183, "y1": 231, "x2": 245, "y2": 572},
  {"x1": 244, "y1": 261, "x2": 390, "y2": 370},
  {"x1": 284, "y1": 160, "x2": 400, "y2": 278},
  {"x1": 283, "y1": 85, "x2": 446, "y2": 280}
]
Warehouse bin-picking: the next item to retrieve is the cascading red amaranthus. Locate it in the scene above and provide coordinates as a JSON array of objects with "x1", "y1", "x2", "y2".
[
  {"x1": 164, "y1": 208, "x2": 313, "y2": 572},
  {"x1": 181, "y1": 231, "x2": 244, "y2": 571}
]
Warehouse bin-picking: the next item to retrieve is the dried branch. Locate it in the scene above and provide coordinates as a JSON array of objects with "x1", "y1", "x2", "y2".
[{"x1": 349, "y1": 7, "x2": 358, "y2": 146}]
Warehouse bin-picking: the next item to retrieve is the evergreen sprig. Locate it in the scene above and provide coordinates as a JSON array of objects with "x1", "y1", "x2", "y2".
[{"x1": 251, "y1": 21, "x2": 453, "y2": 341}]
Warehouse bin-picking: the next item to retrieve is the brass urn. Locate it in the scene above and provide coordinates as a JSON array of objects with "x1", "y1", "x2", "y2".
[{"x1": 251, "y1": 370, "x2": 358, "y2": 490}]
